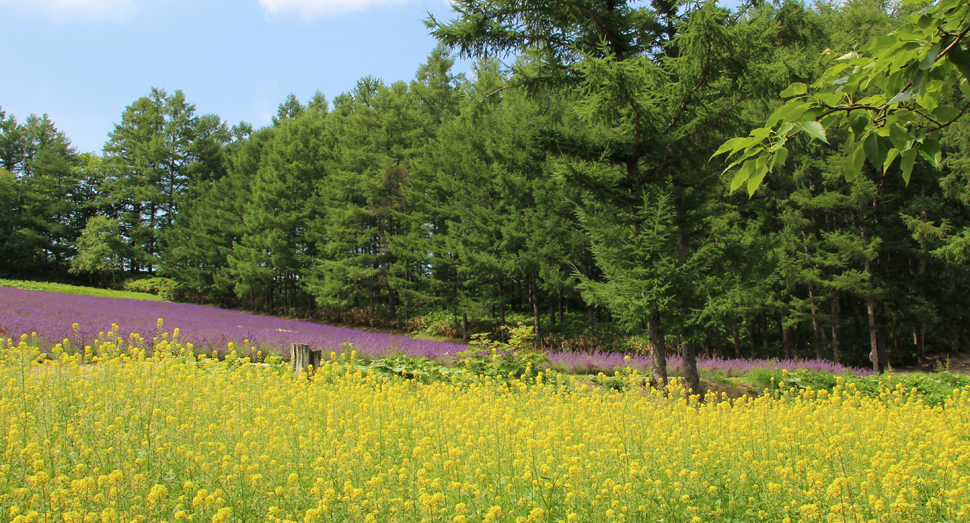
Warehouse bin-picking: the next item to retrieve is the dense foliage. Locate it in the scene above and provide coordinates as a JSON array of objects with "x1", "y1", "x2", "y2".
[{"x1": 3, "y1": 0, "x2": 970, "y2": 377}]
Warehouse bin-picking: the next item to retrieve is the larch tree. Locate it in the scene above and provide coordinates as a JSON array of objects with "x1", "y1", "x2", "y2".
[
  {"x1": 104, "y1": 88, "x2": 228, "y2": 273},
  {"x1": 429, "y1": 0, "x2": 789, "y2": 392}
]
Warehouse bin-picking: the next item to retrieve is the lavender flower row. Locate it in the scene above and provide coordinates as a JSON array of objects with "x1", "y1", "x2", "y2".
[
  {"x1": 546, "y1": 351, "x2": 874, "y2": 377},
  {"x1": 0, "y1": 287, "x2": 872, "y2": 376}
]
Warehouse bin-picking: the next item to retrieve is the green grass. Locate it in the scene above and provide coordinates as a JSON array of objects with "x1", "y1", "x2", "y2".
[{"x1": 0, "y1": 279, "x2": 164, "y2": 301}]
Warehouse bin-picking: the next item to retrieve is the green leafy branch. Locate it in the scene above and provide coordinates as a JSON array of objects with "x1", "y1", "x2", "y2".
[{"x1": 715, "y1": 0, "x2": 970, "y2": 194}]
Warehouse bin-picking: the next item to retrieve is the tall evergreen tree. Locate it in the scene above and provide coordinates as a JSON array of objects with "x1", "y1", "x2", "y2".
[
  {"x1": 229, "y1": 97, "x2": 328, "y2": 312},
  {"x1": 104, "y1": 88, "x2": 228, "y2": 273},
  {"x1": 0, "y1": 110, "x2": 81, "y2": 276}
]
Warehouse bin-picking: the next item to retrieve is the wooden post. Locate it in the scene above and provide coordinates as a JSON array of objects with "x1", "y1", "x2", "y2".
[{"x1": 291, "y1": 343, "x2": 321, "y2": 377}]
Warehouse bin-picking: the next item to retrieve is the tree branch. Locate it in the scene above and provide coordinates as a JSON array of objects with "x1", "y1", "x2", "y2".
[
  {"x1": 562, "y1": 162, "x2": 635, "y2": 207},
  {"x1": 473, "y1": 78, "x2": 542, "y2": 111}
]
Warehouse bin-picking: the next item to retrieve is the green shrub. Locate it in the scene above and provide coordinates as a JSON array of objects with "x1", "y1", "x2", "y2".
[
  {"x1": 744, "y1": 368, "x2": 970, "y2": 406},
  {"x1": 123, "y1": 277, "x2": 185, "y2": 301},
  {"x1": 456, "y1": 324, "x2": 552, "y2": 381}
]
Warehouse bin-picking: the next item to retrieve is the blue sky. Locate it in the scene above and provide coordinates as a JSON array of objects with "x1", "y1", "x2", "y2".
[{"x1": 0, "y1": 0, "x2": 465, "y2": 154}]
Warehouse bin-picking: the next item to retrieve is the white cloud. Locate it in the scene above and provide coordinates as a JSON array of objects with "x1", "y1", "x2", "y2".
[
  {"x1": 0, "y1": 0, "x2": 132, "y2": 18},
  {"x1": 257, "y1": 0, "x2": 416, "y2": 19}
]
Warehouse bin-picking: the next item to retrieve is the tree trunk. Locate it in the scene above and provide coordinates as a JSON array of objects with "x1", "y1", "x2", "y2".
[
  {"x1": 807, "y1": 281, "x2": 825, "y2": 359},
  {"x1": 951, "y1": 318, "x2": 962, "y2": 356},
  {"x1": 498, "y1": 280, "x2": 506, "y2": 343},
  {"x1": 749, "y1": 317, "x2": 757, "y2": 357},
  {"x1": 780, "y1": 312, "x2": 791, "y2": 360},
  {"x1": 549, "y1": 293, "x2": 556, "y2": 326},
  {"x1": 733, "y1": 323, "x2": 741, "y2": 359},
  {"x1": 529, "y1": 277, "x2": 541, "y2": 347},
  {"x1": 894, "y1": 333, "x2": 903, "y2": 365},
  {"x1": 587, "y1": 305, "x2": 595, "y2": 338},
  {"x1": 916, "y1": 324, "x2": 927, "y2": 367},
  {"x1": 877, "y1": 327, "x2": 888, "y2": 371},
  {"x1": 672, "y1": 181, "x2": 701, "y2": 394},
  {"x1": 760, "y1": 311, "x2": 770, "y2": 355},
  {"x1": 388, "y1": 285, "x2": 396, "y2": 324},
  {"x1": 831, "y1": 296, "x2": 842, "y2": 362},
  {"x1": 867, "y1": 297, "x2": 881, "y2": 373},
  {"x1": 648, "y1": 309, "x2": 667, "y2": 388},
  {"x1": 558, "y1": 290, "x2": 564, "y2": 323},
  {"x1": 462, "y1": 312, "x2": 468, "y2": 340}
]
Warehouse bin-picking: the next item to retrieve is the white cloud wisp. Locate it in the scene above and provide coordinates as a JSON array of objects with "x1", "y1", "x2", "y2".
[
  {"x1": 0, "y1": 0, "x2": 131, "y2": 18},
  {"x1": 257, "y1": 0, "x2": 416, "y2": 19}
]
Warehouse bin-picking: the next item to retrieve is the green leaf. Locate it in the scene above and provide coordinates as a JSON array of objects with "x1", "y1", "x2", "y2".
[
  {"x1": 844, "y1": 141, "x2": 866, "y2": 182},
  {"x1": 800, "y1": 107, "x2": 826, "y2": 122},
  {"x1": 730, "y1": 159, "x2": 756, "y2": 192},
  {"x1": 949, "y1": 42, "x2": 970, "y2": 66},
  {"x1": 813, "y1": 92, "x2": 843, "y2": 107},
  {"x1": 747, "y1": 162, "x2": 770, "y2": 197},
  {"x1": 864, "y1": 133, "x2": 889, "y2": 168},
  {"x1": 894, "y1": 109, "x2": 919, "y2": 123},
  {"x1": 766, "y1": 103, "x2": 806, "y2": 128},
  {"x1": 771, "y1": 147, "x2": 789, "y2": 171},
  {"x1": 917, "y1": 92, "x2": 939, "y2": 112},
  {"x1": 819, "y1": 113, "x2": 841, "y2": 130},
  {"x1": 932, "y1": 105, "x2": 962, "y2": 123},
  {"x1": 894, "y1": 24, "x2": 920, "y2": 41},
  {"x1": 860, "y1": 35, "x2": 898, "y2": 54},
  {"x1": 712, "y1": 137, "x2": 747, "y2": 158},
  {"x1": 780, "y1": 82, "x2": 808, "y2": 98},
  {"x1": 782, "y1": 103, "x2": 812, "y2": 123},
  {"x1": 913, "y1": 67, "x2": 928, "y2": 93},
  {"x1": 948, "y1": 43, "x2": 970, "y2": 79},
  {"x1": 888, "y1": 91, "x2": 914, "y2": 104},
  {"x1": 883, "y1": 148, "x2": 899, "y2": 174},
  {"x1": 919, "y1": 138, "x2": 941, "y2": 167},
  {"x1": 850, "y1": 114, "x2": 869, "y2": 136},
  {"x1": 889, "y1": 124, "x2": 912, "y2": 151},
  {"x1": 920, "y1": 42, "x2": 942, "y2": 70},
  {"x1": 900, "y1": 148, "x2": 918, "y2": 184},
  {"x1": 749, "y1": 128, "x2": 772, "y2": 140},
  {"x1": 798, "y1": 121, "x2": 828, "y2": 143}
]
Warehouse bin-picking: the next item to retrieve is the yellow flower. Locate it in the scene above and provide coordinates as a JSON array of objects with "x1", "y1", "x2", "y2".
[
  {"x1": 211, "y1": 507, "x2": 231, "y2": 523},
  {"x1": 147, "y1": 484, "x2": 168, "y2": 504}
]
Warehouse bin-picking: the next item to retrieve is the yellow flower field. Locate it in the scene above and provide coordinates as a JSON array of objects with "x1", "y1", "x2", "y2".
[{"x1": 2, "y1": 332, "x2": 970, "y2": 523}]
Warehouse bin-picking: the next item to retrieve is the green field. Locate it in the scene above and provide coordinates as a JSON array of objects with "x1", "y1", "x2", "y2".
[{"x1": 0, "y1": 279, "x2": 163, "y2": 301}]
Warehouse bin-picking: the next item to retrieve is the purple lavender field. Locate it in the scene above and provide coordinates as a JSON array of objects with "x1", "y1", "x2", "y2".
[
  {"x1": 0, "y1": 286, "x2": 872, "y2": 376},
  {"x1": 0, "y1": 287, "x2": 468, "y2": 360}
]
